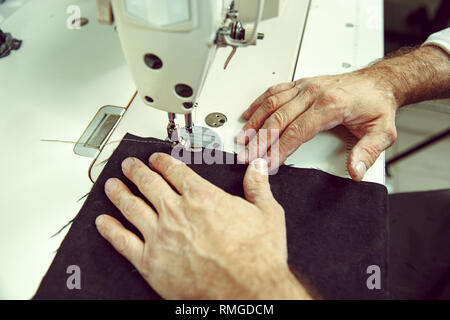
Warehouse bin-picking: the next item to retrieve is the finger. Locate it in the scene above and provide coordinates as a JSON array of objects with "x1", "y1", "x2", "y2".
[
  {"x1": 95, "y1": 214, "x2": 145, "y2": 269},
  {"x1": 236, "y1": 86, "x2": 303, "y2": 144},
  {"x1": 238, "y1": 93, "x2": 314, "y2": 162},
  {"x1": 348, "y1": 127, "x2": 397, "y2": 181},
  {"x1": 266, "y1": 106, "x2": 342, "y2": 166},
  {"x1": 237, "y1": 128, "x2": 279, "y2": 164},
  {"x1": 105, "y1": 178, "x2": 157, "y2": 237},
  {"x1": 148, "y1": 153, "x2": 211, "y2": 195},
  {"x1": 243, "y1": 158, "x2": 279, "y2": 211},
  {"x1": 121, "y1": 157, "x2": 180, "y2": 213},
  {"x1": 242, "y1": 82, "x2": 296, "y2": 120}
]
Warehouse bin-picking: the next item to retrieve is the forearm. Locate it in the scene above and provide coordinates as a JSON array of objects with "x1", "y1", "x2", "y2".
[{"x1": 359, "y1": 45, "x2": 450, "y2": 108}]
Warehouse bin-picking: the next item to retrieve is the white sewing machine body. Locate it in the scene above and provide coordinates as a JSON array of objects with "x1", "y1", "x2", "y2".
[
  {"x1": 110, "y1": 0, "x2": 224, "y2": 115},
  {"x1": 108, "y1": 0, "x2": 279, "y2": 115}
]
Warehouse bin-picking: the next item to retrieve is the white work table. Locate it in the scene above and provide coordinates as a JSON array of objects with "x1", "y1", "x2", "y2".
[
  {"x1": 0, "y1": 0, "x2": 134, "y2": 299},
  {"x1": 0, "y1": 0, "x2": 384, "y2": 299}
]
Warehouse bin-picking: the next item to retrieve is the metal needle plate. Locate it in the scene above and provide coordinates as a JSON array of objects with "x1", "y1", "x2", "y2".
[{"x1": 205, "y1": 112, "x2": 227, "y2": 128}]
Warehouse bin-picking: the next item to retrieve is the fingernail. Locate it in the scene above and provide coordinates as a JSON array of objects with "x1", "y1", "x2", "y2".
[
  {"x1": 121, "y1": 157, "x2": 136, "y2": 171},
  {"x1": 95, "y1": 215, "x2": 105, "y2": 228},
  {"x1": 251, "y1": 158, "x2": 268, "y2": 175},
  {"x1": 149, "y1": 153, "x2": 160, "y2": 164},
  {"x1": 354, "y1": 161, "x2": 367, "y2": 180},
  {"x1": 105, "y1": 178, "x2": 117, "y2": 194}
]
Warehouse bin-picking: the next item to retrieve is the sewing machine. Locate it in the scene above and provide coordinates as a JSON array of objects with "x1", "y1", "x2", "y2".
[
  {"x1": 75, "y1": 0, "x2": 285, "y2": 168},
  {"x1": 75, "y1": 0, "x2": 384, "y2": 184}
]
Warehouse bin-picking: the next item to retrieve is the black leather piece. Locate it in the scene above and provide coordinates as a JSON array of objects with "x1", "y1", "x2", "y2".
[{"x1": 34, "y1": 134, "x2": 388, "y2": 300}]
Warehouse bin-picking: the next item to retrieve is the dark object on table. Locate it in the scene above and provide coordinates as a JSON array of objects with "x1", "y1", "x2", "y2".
[
  {"x1": 34, "y1": 134, "x2": 388, "y2": 300},
  {"x1": 389, "y1": 189, "x2": 450, "y2": 299},
  {"x1": 0, "y1": 28, "x2": 22, "y2": 58}
]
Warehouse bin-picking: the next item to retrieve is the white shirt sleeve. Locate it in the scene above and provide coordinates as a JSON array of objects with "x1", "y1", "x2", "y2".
[{"x1": 423, "y1": 28, "x2": 450, "y2": 55}]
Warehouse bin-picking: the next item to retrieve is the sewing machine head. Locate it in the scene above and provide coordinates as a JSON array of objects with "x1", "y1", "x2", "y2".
[{"x1": 98, "y1": 0, "x2": 276, "y2": 147}]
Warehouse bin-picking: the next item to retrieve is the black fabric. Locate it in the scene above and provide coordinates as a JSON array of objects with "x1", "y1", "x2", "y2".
[
  {"x1": 388, "y1": 189, "x2": 450, "y2": 300},
  {"x1": 34, "y1": 134, "x2": 388, "y2": 300}
]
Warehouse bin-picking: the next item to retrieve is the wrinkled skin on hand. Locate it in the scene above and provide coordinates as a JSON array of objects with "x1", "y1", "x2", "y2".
[
  {"x1": 96, "y1": 153, "x2": 309, "y2": 300},
  {"x1": 236, "y1": 72, "x2": 399, "y2": 181}
]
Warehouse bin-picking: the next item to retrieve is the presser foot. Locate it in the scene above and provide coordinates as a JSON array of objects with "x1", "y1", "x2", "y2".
[
  {"x1": 167, "y1": 126, "x2": 222, "y2": 152},
  {"x1": 165, "y1": 112, "x2": 222, "y2": 152}
]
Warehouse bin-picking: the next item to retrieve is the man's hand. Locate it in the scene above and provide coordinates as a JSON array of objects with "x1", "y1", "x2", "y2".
[
  {"x1": 236, "y1": 72, "x2": 399, "y2": 181},
  {"x1": 236, "y1": 45, "x2": 450, "y2": 181},
  {"x1": 95, "y1": 153, "x2": 310, "y2": 300}
]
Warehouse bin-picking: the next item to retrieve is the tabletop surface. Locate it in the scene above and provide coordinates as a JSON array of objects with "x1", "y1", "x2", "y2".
[{"x1": 0, "y1": 0, "x2": 135, "y2": 299}]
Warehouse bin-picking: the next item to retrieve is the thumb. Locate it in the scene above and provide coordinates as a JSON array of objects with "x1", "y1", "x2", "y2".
[
  {"x1": 243, "y1": 158, "x2": 277, "y2": 209},
  {"x1": 348, "y1": 130, "x2": 396, "y2": 182}
]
